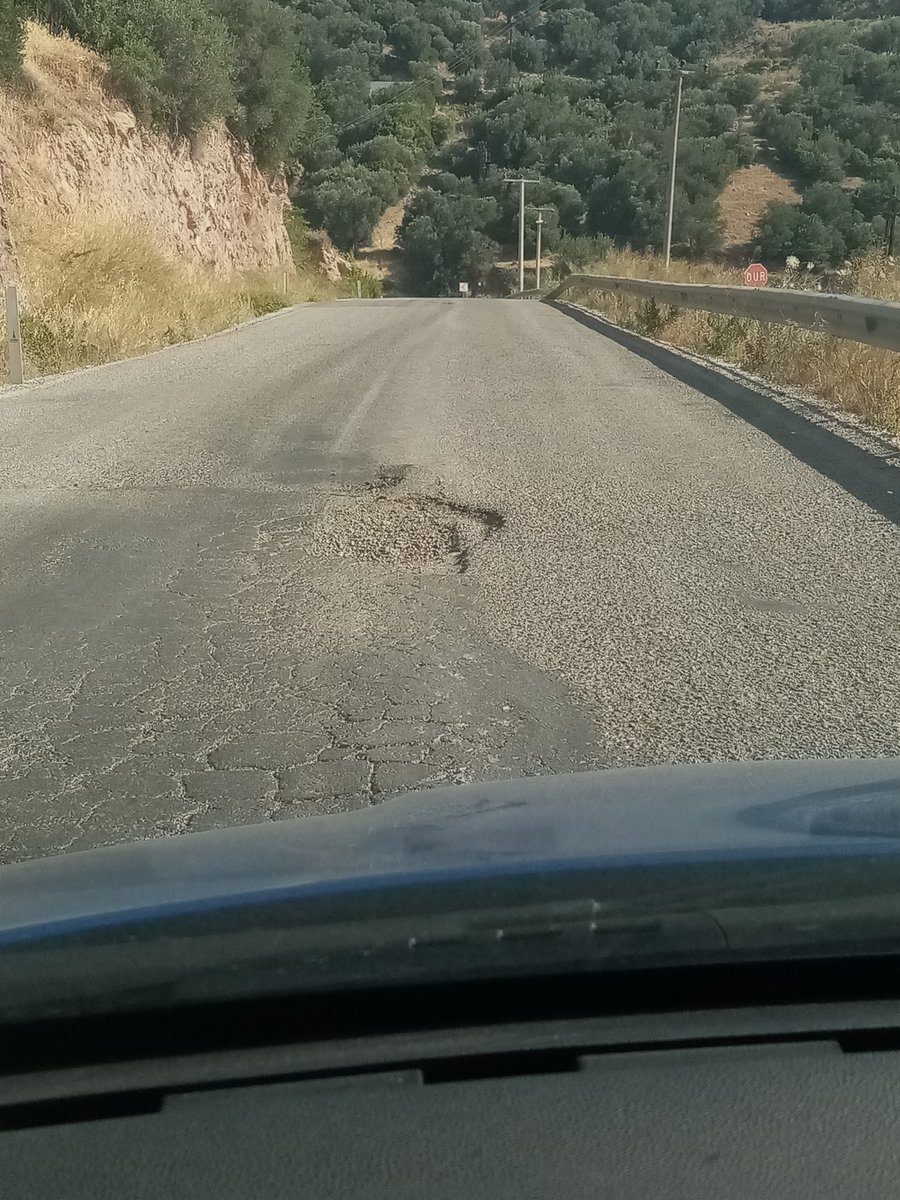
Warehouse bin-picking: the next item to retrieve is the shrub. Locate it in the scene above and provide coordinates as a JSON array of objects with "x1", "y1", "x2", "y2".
[
  {"x1": 453, "y1": 70, "x2": 483, "y2": 102},
  {"x1": 698, "y1": 314, "x2": 748, "y2": 358},
  {"x1": 0, "y1": 0, "x2": 24, "y2": 82},
  {"x1": 244, "y1": 286, "x2": 286, "y2": 316},
  {"x1": 757, "y1": 184, "x2": 876, "y2": 266},
  {"x1": 722, "y1": 73, "x2": 760, "y2": 109},
  {"x1": 212, "y1": 0, "x2": 311, "y2": 168},
  {"x1": 343, "y1": 266, "x2": 383, "y2": 297},
  {"x1": 296, "y1": 164, "x2": 386, "y2": 249},
  {"x1": 349, "y1": 134, "x2": 416, "y2": 192},
  {"x1": 101, "y1": 0, "x2": 237, "y2": 135},
  {"x1": 554, "y1": 234, "x2": 612, "y2": 271}
]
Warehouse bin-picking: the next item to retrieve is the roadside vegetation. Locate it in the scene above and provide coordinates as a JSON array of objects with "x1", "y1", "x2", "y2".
[
  {"x1": 0, "y1": 13, "x2": 381, "y2": 382},
  {"x1": 567, "y1": 249, "x2": 900, "y2": 437},
  {"x1": 0, "y1": 0, "x2": 771, "y2": 278},
  {"x1": 748, "y1": 13, "x2": 900, "y2": 263},
  {"x1": 0, "y1": 201, "x2": 375, "y2": 380},
  {"x1": 2, "y1": 206, "x2": 359, "y2": 379},
  {"x1": 3, "y1": 0, "x2": 459, "y2": 254},
  {"x1": 408, "y1": 0, "x2": 900, "y2": 287}
]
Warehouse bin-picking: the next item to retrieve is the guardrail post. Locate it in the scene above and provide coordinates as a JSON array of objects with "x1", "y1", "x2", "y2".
[{"x1": 4, "y1": 285, "x2": 24, "y2": 385}]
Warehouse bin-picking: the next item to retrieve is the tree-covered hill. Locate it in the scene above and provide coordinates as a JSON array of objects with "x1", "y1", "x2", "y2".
[{"x1": 3, "y1": 0, "x2": 900, "y2": 289}]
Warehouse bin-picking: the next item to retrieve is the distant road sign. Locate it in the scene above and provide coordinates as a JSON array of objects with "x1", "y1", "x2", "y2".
[
  {"x1": 744, "y1": 262, "x2": 768, "y2": 288},
  {"x1": 458, "y1": 281, "x2": 469, "y2": 295}
]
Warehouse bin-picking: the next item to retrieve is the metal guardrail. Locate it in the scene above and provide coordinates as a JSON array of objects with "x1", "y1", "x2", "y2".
[{"x1": 545, "y1": 274, "x2": 900, "y2": 353}]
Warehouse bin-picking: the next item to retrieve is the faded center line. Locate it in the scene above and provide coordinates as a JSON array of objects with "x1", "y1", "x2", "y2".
[
  {"x1": 330, "y1": 304, "x2": 455, "y2": 453},
  {"x1": 332, "y1": 368, "x2": 393, "y2": 453}
]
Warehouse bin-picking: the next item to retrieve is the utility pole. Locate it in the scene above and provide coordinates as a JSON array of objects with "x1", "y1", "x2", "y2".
[
  {"x1": 886, "y1": 186, "x2": 897, "y2": 257},
  {"x1": 663, "y1": 68, "x2": 691, "y2": 271},
  {"x1": 504, "y1": 178, "x2": 538, "y2": 293},
  {"x1": 476, "y1": 140, "x2": 489, "y2": 182},
  {"x1": 534, "y1": 207, "x2": 550, "y2": 290},
  {"x1": 535, "y1": 211, "x2": 543, "y2": 290}
]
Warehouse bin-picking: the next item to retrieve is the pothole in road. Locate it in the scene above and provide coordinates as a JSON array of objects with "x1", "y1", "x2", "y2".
[
  {"x1": 368, "y1": 464, "x2": 413, "y2": 491},
  {"x1": 313, "y1": 487, "x2": 503, "y2": 574}
]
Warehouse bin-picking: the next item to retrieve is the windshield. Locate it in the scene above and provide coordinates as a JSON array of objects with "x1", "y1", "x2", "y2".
[{"x1": 2, "y1": 0, "x2": 900, "y2": 1019}]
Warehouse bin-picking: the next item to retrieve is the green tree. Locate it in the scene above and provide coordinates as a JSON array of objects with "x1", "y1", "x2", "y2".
[
  {"x1": 509, "y1": 30, "x2": 544, "y2": 71},
  {"x1": 398, "y1": 189, "x2": 500, "y2": 293},
  {"x1": 212, "y1": 0, "x2": 311, "y2": 167},
  {"x1": 297, "y1": 163, "x2": 389, "y2": 249},
  {"x1": 719, "y1": 73, "x2": 760, "y2": 109},
  {"x1": 544, "y1": 9, "x2": 617, "y2": 78},
  {"x1": 454, "y1": 69, "x2": 483, "y2": 102},
  {"x1": 555, "y1": 233, "x2": 611, "y2": 269},
  {"x1": 99, "y1": 0, "x2": 237, "y2": 135},
  {"x1": 26, "y1": 0, "x2": 112, "y2": 43},
  {"x1": 316, "y1": 64, "x2": 370, "y2": 130},
  {"x1": 756, "y1": 183, "x2": 876, "y2": 265},
  {"x1": 388, "y1": 17, "x2": 434, "y2": 64},
  {"x1": 293, "y1": 95, "x2": 340, "y2": 173},
  {"x1": 587, "y1": 151, "x2": 666, "y2": 246},
  {"x1": 349, "y1": 134, "x2": 417, "y2": 193},
  {"x1": 368, "y1": 100, "x2": 437, "y2": 158}
]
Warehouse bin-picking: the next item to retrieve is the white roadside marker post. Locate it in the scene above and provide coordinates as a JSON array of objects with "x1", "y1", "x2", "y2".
[{"x1": 4, "y1": 285, "x2": 24, "y2": 385}]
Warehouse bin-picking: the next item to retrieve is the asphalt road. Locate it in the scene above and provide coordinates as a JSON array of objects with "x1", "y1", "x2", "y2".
[{"x1": 2, "y1": 297, "x2": 899, "y2": 863}]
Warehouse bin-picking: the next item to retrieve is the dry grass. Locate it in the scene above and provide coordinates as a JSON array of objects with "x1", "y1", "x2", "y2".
[
  {"x1": 570, "y1": 249, "x2": 900, "y2": 437},
  {"x1": 0, "y1": 22, "x2": 108, "y2": 161},
  {"x1": 0, "y1": 206, "x2": 344, "y2": 380},
  {"x1": 21, "y1": 20, "x2": 107, "y2": 101}
]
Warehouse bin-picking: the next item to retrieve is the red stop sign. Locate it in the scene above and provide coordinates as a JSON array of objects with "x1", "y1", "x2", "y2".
[{"x1": 744, "y1": 262, "x2": 768, "y2": 287}]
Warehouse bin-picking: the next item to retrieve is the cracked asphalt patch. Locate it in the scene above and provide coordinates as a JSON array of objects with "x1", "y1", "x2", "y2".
[
  {"x1": 2, "y1": 297, "x2": 900, "y2": 863},
  {"x1": 0, "y1": 436, "x2": 595, "y2": 862}
]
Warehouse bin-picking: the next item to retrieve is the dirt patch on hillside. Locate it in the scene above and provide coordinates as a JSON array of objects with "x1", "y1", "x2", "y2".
[
  {"x1": 356, "y1": 198, "x2": 407, "y2": 284},
  {"x1": 368, "y1": 201, "x2": 405, "y2": 252},
  {"x1": 719, "y1": 163, "x2": 802, "y2": 254}
]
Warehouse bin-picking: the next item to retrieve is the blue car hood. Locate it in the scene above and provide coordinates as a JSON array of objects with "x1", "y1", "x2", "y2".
[{"x1": 3, "y1": 759, "x2": 900, "y2": 939}]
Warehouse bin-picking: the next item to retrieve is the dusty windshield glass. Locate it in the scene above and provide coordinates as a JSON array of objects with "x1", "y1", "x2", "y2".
[{"x1": 1, "y1": 0, "x2": 899, "y2": 959}]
